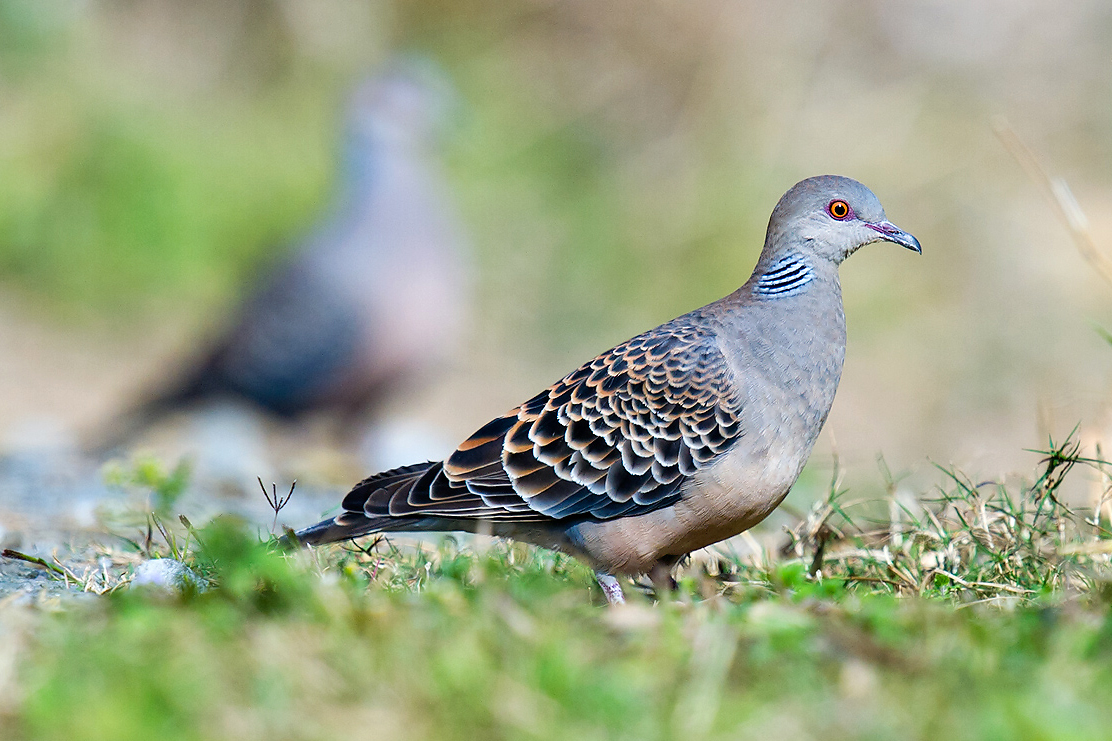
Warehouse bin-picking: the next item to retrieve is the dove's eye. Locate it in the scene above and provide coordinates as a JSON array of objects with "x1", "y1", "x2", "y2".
[{"x1": 828, "y1": 200, "x2": 852, "y2": 220}]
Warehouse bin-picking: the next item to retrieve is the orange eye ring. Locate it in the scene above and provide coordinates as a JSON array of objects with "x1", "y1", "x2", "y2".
[{"x1": 828, "y1": 199, "x2": 851, "y2": 220}]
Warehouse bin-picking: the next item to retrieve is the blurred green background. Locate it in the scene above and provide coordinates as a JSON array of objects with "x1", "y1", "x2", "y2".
[{"x1": 3, "y1": 0, "x2": 1112, "y2": 499}]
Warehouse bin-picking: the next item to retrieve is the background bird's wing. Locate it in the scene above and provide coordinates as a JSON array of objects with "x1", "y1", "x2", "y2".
[
  {"x1": 345, "y1": 315, "x2": 744, "y2": 524},
  {"x1": 205, "y1": 265, "x2": 363, "y2": 413},
  {"x1": 87, "y1": 261, "x2": 362, "y2": 454}
]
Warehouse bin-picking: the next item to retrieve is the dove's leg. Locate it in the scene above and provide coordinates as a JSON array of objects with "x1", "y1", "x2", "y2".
[
  {"x1": 595, "y1": 572, "x2": 625, "y2": 605},
  {"x1": 649, "y1": 558, "x2": 680, "y2": 598}
]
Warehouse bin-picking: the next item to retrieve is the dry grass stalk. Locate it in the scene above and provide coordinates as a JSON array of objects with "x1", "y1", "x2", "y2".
[
  {"x1": 994, "y1": 117, "x2": 1112, "y2": 288},
  {"x1": 757, "y1": 434, "x2": 1112, "y2": 602}
]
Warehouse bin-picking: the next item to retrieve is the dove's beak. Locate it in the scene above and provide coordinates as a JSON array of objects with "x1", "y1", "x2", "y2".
[{"x1": 866, "y1": 220, "x2": 921, "y2": 254}]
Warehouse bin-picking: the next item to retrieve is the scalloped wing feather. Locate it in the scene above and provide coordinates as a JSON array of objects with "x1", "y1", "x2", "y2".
[{"x1": 334, "y1": 315, "x2": 744, "y2": 527}]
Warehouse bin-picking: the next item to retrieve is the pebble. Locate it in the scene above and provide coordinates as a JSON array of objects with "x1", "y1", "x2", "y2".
[{"x1": 131, "y1": 559, "x2": 206, "y2": 594}]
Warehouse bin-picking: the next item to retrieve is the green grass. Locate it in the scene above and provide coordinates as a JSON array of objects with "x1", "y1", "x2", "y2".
[
  {"x1": 0, "y1": 80, "x2": 335, "y2": 318},
  {"x1": 11, "y1": 528, "x2": 1112, "y2": 741},
  {"x1": 5, "y1": 439, "x2": 1112, "y2": 740}
]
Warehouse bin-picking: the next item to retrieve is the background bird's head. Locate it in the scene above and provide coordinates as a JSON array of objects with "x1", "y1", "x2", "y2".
[
  {"x1": 344, "y1": 56, "x2": 457, "y2": 155},
  {"x1": 765, "y1": 175, "x2": 921, "y2": 265}
]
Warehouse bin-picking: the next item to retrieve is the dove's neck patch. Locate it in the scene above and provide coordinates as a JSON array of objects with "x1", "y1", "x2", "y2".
[{"x1": 754, "y1": 254, "x2": 815, "y2": 297}]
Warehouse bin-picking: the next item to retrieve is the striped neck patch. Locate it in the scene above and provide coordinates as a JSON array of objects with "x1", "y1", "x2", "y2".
[{"x1": 754, "y1": 254, "x2": 815, "y2": 297}]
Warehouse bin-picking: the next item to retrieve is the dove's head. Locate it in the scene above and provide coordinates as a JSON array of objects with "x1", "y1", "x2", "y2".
[
  {"x1": 344, "y1": 56, "x2": 456, "y2": 152},
  {"x1": 764, "y1": 175, "x2": 921, "y2": 265}
]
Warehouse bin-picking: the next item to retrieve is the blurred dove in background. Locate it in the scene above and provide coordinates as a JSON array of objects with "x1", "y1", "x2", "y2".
[{"x1": 89, "y1": 58, "x2": 471, "y2": 462}]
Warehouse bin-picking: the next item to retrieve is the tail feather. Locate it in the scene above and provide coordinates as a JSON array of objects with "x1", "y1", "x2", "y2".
[
  {"x1": 341, "y1": 461, "x2": 438, "y2": 512},
  {"x1": 293, "y1": 461, "x2": 440, "y2": 546},
  {"x1": 293, "y1": 511, "x2": 466, "y2": 546},
  {"x1": 293, "y1": 513, "x2": 393, "y2": 546}
]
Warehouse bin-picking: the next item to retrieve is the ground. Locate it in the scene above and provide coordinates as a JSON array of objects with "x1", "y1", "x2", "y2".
[{"x1": 0, "y1": 437, "x2": 1110, "y2": 739}]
